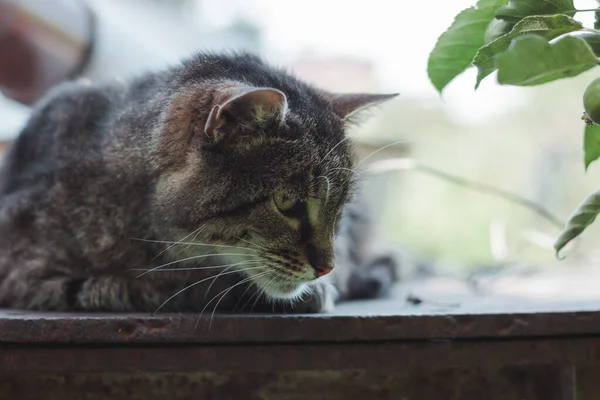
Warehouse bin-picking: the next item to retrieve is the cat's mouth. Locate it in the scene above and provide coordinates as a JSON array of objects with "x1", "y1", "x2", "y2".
[
  {"x1": 248, "y1": 268, "x2": 312, "y2": 300},
  {"x1": 262, "y1": 279, "x2": 307, "y2": 299}
]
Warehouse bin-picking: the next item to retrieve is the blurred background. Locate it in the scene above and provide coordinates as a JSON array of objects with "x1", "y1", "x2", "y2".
[{"x1": 3, "y1": 0, "x2": 600, "y2": 277}]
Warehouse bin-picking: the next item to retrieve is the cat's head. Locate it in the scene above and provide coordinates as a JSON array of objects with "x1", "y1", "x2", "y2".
[{"x1": 153, "y1": 54, "x2": 396, "y2": 301}]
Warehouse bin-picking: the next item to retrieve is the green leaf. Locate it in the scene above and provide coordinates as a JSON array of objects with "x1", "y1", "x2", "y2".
[
  {"x1": 473, "y1": 15, "x2": 582, "y2": 88},
  {"x1": 496, "y1": 0, "x2": 575, "y2": 23},
  {"x1": 551, "y1": 30, "x2": 600, "y2": 57},
  {"x1": 555, "y1": 190, "x2": 600, "y2": 257},
  {"x1": 495, "y1": 35, "x2": 598, "y2": 86},
  {"x1": 427, "y1": 0, "x2": 508, "y2": 93},
  {"x1": 584, "y1": 123, "x2": 600, "y2": 170},
  {"x1": 484, "y1": 18, "x2": 516, "y2": 43}
]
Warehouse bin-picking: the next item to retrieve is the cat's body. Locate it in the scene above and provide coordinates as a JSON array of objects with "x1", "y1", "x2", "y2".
[{"x1": 0, "y1": 53, "x2": 399, "y2": 313}]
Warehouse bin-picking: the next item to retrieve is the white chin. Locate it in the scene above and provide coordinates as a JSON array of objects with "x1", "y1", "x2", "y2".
[{"x1": 261, "y1": 281, "x2": 308, "y2": 300}]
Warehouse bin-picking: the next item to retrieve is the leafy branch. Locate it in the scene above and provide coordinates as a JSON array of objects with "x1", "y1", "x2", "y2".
[{"x1": 428, "y1": 0, "x2": 600, "y2": 258}]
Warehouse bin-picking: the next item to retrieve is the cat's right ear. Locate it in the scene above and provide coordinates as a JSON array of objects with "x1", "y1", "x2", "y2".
[
  {"x1": 203, "y1": 86, "x2": 288, "y2": 147},
  {"x1": 322, "y1": 92, "x2": 398, "y2": 124}
]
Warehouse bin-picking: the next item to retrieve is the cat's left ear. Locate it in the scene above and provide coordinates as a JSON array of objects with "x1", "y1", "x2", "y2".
[
  {"x1": 324, "y1": 92, "x2": 398, "y2": 122},
  {"x1": 204, "y1": 86, "x2": 288, "y2": 141}
]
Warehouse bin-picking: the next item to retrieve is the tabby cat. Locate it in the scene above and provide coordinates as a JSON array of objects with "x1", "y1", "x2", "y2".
[{"x1": 0, "y1": 53, "x2": 399, "y2": 313}]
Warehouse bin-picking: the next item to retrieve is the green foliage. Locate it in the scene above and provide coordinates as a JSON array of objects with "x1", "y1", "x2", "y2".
[
  {"x1": 584, "y1": 123, "x2": 600, "y2": 170},
  {"x1": 427, "y1": 0, "x2": 508, "y2": 93},
  {"x1": 484, "y1": 18, "x2": 516, "y2": 43},
  {"x1": 554, "y1": 190, "x2": 600, "y2": 257},
  {"x1": 428, "y1": 0, "x2": 600, "y2": 257},
  {"x1": 495, "y1": 35, "x2": 597, "y2": 85},
  {"x1": 473, "y1": 15, "x2": 582, "y2": 87},
  {"x1": 554, "y1": 30, "x2": 600, "y2": 56},
  {"x1": 495, "y1": 0, "x2": 575, "y2": 22}
]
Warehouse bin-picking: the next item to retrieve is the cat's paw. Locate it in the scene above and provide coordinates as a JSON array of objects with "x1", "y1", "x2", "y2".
[{"x1": 292, "y1": 281, "x2": 339, "y2": 313}]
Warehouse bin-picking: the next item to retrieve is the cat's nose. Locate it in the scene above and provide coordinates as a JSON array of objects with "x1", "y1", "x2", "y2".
[
  {"x1": 306, "y1": 243, "x2": 333, "y2": 277},
  {"x1": 313, "y1": 265, "x2": 333, "y2": 278}
]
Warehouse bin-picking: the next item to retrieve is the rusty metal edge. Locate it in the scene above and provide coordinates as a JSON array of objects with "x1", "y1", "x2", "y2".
[{"x1": 2, "y1": 309, "x2": 600, "y2": 344}]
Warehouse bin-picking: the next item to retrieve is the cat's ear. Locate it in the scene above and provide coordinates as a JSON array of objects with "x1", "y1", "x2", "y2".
[
  {"x1": 204, "y1": 86, "x2": 288, "y2": 143},
  {"x1": 324, "y1": 92, "x2": 398, "y2": 122}
]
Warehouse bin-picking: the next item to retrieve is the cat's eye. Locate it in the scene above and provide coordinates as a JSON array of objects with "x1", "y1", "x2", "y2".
[{"x1": 274, "y1": 192, "x2": 298, "y2": 212}]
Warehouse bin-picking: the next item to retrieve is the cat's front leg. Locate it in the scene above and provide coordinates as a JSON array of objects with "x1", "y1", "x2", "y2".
[
  {"x1": 244, "y1": 278, "x2": 339, "y2": 314},
  {"x1": 290, "y1": 279, "x2": 339, "y2": 313},
  {"x1": 0, "y1": 268, "x2": 189, "y2": 312}
]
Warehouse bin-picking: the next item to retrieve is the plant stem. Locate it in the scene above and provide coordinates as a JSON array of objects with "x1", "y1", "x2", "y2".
[
  {"x1": 364, "y1": 158, "x2": 565, "y2": 229},
  {"x1": 575, "y1": 8, "x2": 600, "y2": 12},
  {"x1": 415, "y1": 164, "x2": 564, "y2": 229}
]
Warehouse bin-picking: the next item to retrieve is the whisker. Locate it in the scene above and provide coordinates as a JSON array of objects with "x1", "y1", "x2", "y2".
[
  {"x1": 135, "y1": 253, "x2": 256, "y2": 278},
  {"x1": 131, "y1": 238, "x2": 260, "y2": 253},
  {"x1": 355, "y1": 139, "x2": 410, "y2": 167},
  {"x1": 171, "y1": 224, "x2": 209, "y2": 260},
  {"x1": 151, "y1": 224, "x2": 207, "y2": 261},
  {"x1": 132, "y1": 259, "x2": 262, "y2": 273},
  {"x1": 234, "y1": 278, "x2": 258, "y2": 311},
  {"x1": 357, "y1": 157, "x2": 416, "y2": 176},
  {"x1": 248, "y1": 286, "x2": 266, "y2": 313},
  {"x1": 328, "y1": 167, "x2": 361, "y2": 178},
  {"x1": 203, "y1": 261, "x2": 262, "y2": 300},
  {"x1": 262, "y1": 276, "x2": 280, "y2": 313},
  {"x1": 331, "y1": 212, "x2": 342, "y2": 236},
  {"x1": 249, "y1": 274, "x2": 278, "y2": 313},
  {"x1": 240, "y1": 277, "x2": 268, "y2": 312},
  {"x1": 209, "y1": 274, "x2": 267, "y2": 328},
  {"x1": 317, "y1": 175, "x2": 331, "y2": 204},
  {"x1": 202, "y1": 271, "x2": 270, "y2": 329},
  {"x1": 152, "y1": 266, "x2": 266, "y2": 315},
  {"x1": 320, "y1": 136, "x2": 351, "y2": 164},
  {"x1": 235, "y1": 236, "x2": 269, "y2": 252}
]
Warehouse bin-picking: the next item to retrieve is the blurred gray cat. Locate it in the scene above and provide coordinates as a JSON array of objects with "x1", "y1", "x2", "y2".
[{"x1": 0, "y1": 52, "x2": 399, "y2": 313}]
